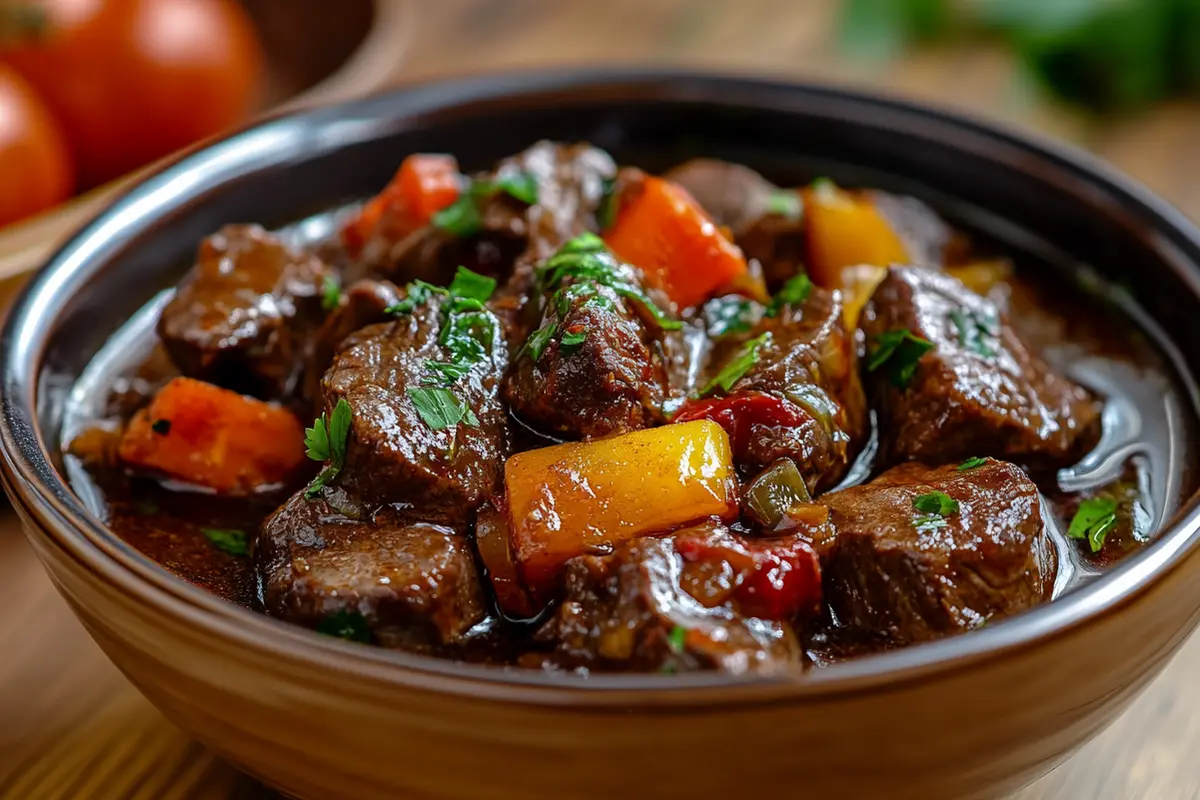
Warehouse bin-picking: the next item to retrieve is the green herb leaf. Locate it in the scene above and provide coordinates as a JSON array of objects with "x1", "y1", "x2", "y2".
[
  {"x1": 768, "y1": 273, "x2": 813, "y2": 316},
  {"x1": 321, "y1": 274, "x2": 341, "y2": 312},
  {"x1": 496, "y1": 172, "x2": 539, "y2": 204},
  {"x1": 423, "y1": 360, "x2": 473, "y2": 386},
  {"x1": 949, "y1": 308, "x2": 997, "y2": 358},
  {"x1": 704, "y1": 296, "x2": 760, "y2": 337},
  {"x1": 559, "y1": 329, "x2": 588, "y2": 353},
  {"x1": 448, "y1": 265, "x2": 497, "y2": 303},
  {"x1": 408, "y1": 387, "x2": 476, "y2": 431},
  {"x1": 597, "y1": 176, "x2": 620, "y2": 230},
  {"x1": 431, "y1": 195, "x2": 483, "y2": 237},
  {"x1": 151, "y1": 419, "x2": 171, "y2": 436},
  {"x1": 957, "y1": 456, "x2": 988, "y2": 472},
  {"x1": 867, "y1": 328, "x2": 935, "y2": 388},
  {"x1": 701, "y1": 333, "x2": 770, "y2": 397},
  {"x1": 914, "y1": 514, "x2": 949, "y2": 532},
  {"x1": 317, "y1": 610, "x2": 371, "y2": 643},
  {"x1": 913, "y1": 490, "x2": 959, "y2": 516},
  {"x1": 303, "y1": 398, "x2": 352, "y2": 499},
  {"x1": 202, "y1": 527, "x2": 249, "y2": 557},
  {"x1": 766, "y1": 190, "x2": 803, "y2": 221},
  {"x1": 521, "y1": 323, "x2": 556, "y2": 363},
  {"x1": 667, "y1": 624, "x2": 687, "y2": 654},
  {"x1": 1068, "y1": 497, "x2": 1118, "y2": 553},
  {"x1": 385, "y1": 280, "x2": 448, "y2": 316}
]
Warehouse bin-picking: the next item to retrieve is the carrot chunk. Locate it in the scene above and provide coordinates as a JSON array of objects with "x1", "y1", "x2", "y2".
[
  {"x1": 804, "y1": 181, "x2": 908, "y2": 290},
  {"x1": 341, "y1": 153, "x2": 461, "y2": 254},
  {"x1": 604, "y1": 175, "x2": 748, "y2": 310},
  {"x1": 117, "y1": 377, "x2": 306, "y2": 494},
  {"x1": 504, "y1": 420, "x2": 740, "y2": 605}
]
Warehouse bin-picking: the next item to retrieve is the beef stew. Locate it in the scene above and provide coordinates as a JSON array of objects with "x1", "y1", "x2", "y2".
[{"x1": 63, "y1": 142, "x2": 1194, "y2": 675}]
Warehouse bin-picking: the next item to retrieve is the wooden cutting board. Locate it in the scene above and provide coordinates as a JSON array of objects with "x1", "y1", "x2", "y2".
[{"x1": 4, "y1": 1, "x2": 1200, "y2": 797}]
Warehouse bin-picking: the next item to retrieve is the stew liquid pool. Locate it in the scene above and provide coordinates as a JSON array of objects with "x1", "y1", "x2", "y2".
[{"x1": 61, "y1": 143, "x2": 1198, "y2": 674}]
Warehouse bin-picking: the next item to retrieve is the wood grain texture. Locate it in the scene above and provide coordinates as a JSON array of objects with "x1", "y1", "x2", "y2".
[{"x1": 4, "y1": 0, "x2": 1200, "y2": 797}]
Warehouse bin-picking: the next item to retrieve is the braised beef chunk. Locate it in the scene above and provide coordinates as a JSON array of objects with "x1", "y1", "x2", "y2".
[
  {"x1": 158, "y1": 224, "x2": 333, "y2": 400},
  {"x1": 817, "y1": 460, "x2": 1053, "y2": 643},
  {"x1": 321, "y1": 292, "x2": 508, "y2": 518},
  {"x1": 258, "y1": 491, "x2": 485, "y2": 649},
  {"x1": 678, "y1": 286, "x2": 866, "y2": 492},
  {"x1": 534, "y1": 528, "x2": 807, "y2": 674},
  {"x1": 868, "y1": 191, "x2": 962, "y2": 268},
  {"x1": 862, "y1": 266, "x2": 1100, "y2": 468},
  {"x1": 505, "y1": 237, "x2": 671, "y2": 438},
  {"x1": 302, "y1": 279, "x2": 402, "y2": 411}
]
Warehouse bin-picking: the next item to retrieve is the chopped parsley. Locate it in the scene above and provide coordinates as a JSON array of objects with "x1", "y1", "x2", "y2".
[
  {"x1": 384, "y1": 280, "x2": 447, "y2": 316},
  {"x1": 700, "y1": 333, "x2": 771, "y2": 397},
  {"x1": 432, "y1": 171, "x2": 540, "y2": 237},
  {"x1": 317, "y1": 610, "x2": 371, "y2": 643},
  {"x1": 766, "y1": 189, "x2": 803, "y2": 221},
  {"x1": 151, "y1": 418, "x2": 171, "y2": 435},
  {"x1": 949, "y1": 308, "x2": 997, "y2": 358},
  {"x1": 704, "y1": 295, "x2": 761, "y2": 337},
  {"x1": 321, "y1": 274, "x2": 341, "y2": 312},
  {"x1": 1068, "y1": 497, "x2": 1118, "y2": 553},
  {"x1": 522, "y1": 323, "x2": 557, "y2": 364},
  {"x1": 407, "y1": 386, "x2": 479, "y2": 431},
  {"x1": 303, "y1": 398, "x2": 352, "y2": 499},
  {"x1": 957, "y1": 456, "x2": 989, "y2": 472},
  {"x1": 667, "y1": 625, "x2": 687, "y2": 654},
  {"x1": 913, "y1": 490, "x2": 959, "y2": 516},
  {"x1": 201, "y1": 527, "x2": 249, "y2": 557},
  {"x1": 447, "y1": 265, "x2": 497, "y2": 302},
  {"x1": 597, "y1": 176, "x2": 620, "y2": 230},
  {"x1": 867, "y1": 328, "x2": 934, "y2": 389},
  {"x1": 767, "y1": 273, "x2": 813, "y2": 316},
  {"x1": 559, "y1": 329, "x2": 588, "y2": 353},
  {"x1": 422, "y1": 360, "x2": 473, "y2": 386}
]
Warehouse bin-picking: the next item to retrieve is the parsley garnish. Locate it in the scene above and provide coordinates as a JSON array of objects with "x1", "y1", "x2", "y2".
[
  {"x1": 447, "y1": 265, "x2": 497, "y2": 302},
  {"x1": 957, "y1": 456, "x2": 988, "y2": 472},
  {"x1": 914, "y1": 514, "x2": 949, "y2": 532},
  {"x1": 913, "y1": 490, "x2": 959, "y2": 516},
  {"x1": 704, "y1": 295, "x2": 760, "y2": 337},
  {"x1": 867, "y1": 328, "x2": 934, "y2": 388},
  {"x1": 667, "y1": 625, "x2": 687, "y2": 654},
  {"x1": 1068, "y1": 497, "x2": 1118, "y2": 553},
  {"x1": 201, "y1": 527, "x2": 249, "y2": 557},
  {"x1": 408, "y1": 387, "x2": 479, "y2": 431},
  {"x1": 317, "y1": 610, "x2": 371, "y2": 643},
  {"x1": 560, "y1": 329, "x2": 588, "y2": 353},
  {"x1": 304, "y1": 398, "x2": 352, "y2": 499},
  {"x1": 766, "y1": 189, "x2": 803, "y2": 221},
  {"x1": 522, "y1": 323, "x2": 556, "y2": 363},
  {"x1": 422, "y1": 360, "x2": 473, "y2": 386},
  {"x1": 949, "y1": 308, "x2": 997, "y2": 358},
  {"x1": 384, "y1": 280, "x2": 447, "y2": 316},
  {"x1": 701, "y1": 333, "x2": 770, "y2": 397},
  {"x1": 151, "y1": 418, "x2": 171, "y2": 435},
  {"x1": 597, "y1": 176, "x2": 620, "y2": 230},
  {"x1": 321, "y1": 274, "x2": 341, "y2": 312},
  {"x1": 767, "y1": 273, "x2": 813, "y2": 316},
  {"x1": 432, "y1": 172, "x2": 539, "y2": 237}
]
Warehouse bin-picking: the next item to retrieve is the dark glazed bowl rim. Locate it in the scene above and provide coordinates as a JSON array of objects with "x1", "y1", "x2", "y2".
[{"x1": 5, "y1": 68, "x2": 1200, "y2": 704}]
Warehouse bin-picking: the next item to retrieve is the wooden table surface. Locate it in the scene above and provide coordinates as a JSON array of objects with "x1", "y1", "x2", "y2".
[{"x1": 5, "y1": 1, "x2": 1200, "y2": 798}]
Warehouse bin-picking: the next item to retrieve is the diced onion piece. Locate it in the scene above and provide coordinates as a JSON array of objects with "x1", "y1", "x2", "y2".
[{"x1": 505, "y1": 420, "x2": 740, "y2": 603}]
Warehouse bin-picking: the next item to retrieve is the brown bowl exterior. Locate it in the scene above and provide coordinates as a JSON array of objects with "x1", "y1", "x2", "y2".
[{"x1": 5, "y1": 72, "x2": 1200, "y2": 800}]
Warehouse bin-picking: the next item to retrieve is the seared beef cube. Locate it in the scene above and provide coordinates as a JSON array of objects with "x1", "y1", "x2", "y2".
[
  {"x1": 321, "y1": 293, "x2": 509, "y2": 518},
  {"x1": 818, "y1": 460, "x2": 1054, "y2": 642},
  {"x1": 158, "y1": 224, "x2": 333, "y2": 400},
  {"x1": 861, "y1": 266, "x2": 1100, "y2": 468},
  {"x1": 302, "y1": 279, "x2": 402, "y2": 411},
  {"x1": 677, "y1": 286, "x2": 867, "y2": 493},
  {"x1": 258, "y1": 491, "x2": 485, "y2": 649},
  {"x1": 535, "y1": 528, "x2": 807, "y2": 674},
  {"x1": 505, "y1": 239, "x2": 671, "y2": 438}
]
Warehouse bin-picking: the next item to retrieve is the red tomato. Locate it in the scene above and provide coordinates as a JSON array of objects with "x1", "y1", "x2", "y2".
[
  {"x1": 1, "y1": 0, "x2": 265, "y2": 189},
  {"x1": 0, "y1": 64, "x2": 73, "y2": 226}
]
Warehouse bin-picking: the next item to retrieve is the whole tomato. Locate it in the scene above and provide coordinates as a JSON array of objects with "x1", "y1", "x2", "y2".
[
  {"x1": 0, "y1": 64, "x2": 72, "y2": 226},
  {"x1": 0, "y1": 0, "x2": 265, "y2": 190}
]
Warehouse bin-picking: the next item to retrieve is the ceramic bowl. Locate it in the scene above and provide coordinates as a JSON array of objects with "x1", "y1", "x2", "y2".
[{"x1": 4, "y1": 71, "x2": 1200, "y2": 800}]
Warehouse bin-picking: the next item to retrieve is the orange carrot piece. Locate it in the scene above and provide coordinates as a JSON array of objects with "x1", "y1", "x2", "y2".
[
  {"x1": 117, "y1": 377, "x2": 306, "y2": 495},
  {"x1": 604, "y1": 175, "x2": 748, "y2": 310},
  {"x1": 804, "y1": 182, "x2": 908, "y2": 290},
  {"x1": 341, "y1": 153, "x2": 461, "y2": 254}
]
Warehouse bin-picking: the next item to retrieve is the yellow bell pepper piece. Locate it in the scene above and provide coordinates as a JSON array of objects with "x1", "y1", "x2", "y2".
[{"x1": 804, "y1": 182, "x2": 908, "y2": 289}]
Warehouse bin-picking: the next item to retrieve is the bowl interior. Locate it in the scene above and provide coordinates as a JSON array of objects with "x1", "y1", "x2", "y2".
[{"x1": 7, "y1": 71, "x2": 1200, "y2": 692}]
